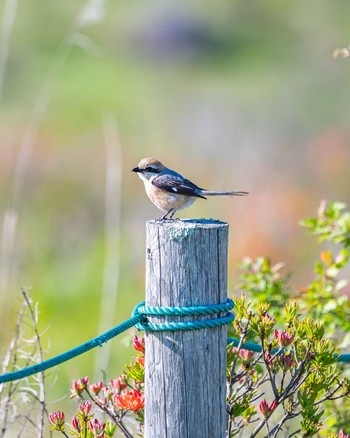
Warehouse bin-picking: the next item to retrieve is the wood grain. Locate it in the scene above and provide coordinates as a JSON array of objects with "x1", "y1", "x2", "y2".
[{"x1": 144, "y1": 219, "x2": 229, "y2": 438}]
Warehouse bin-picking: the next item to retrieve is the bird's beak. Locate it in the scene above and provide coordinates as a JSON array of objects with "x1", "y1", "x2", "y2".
[{"x1": 132, "y1": 166, "x2": 141, "y2": 173}]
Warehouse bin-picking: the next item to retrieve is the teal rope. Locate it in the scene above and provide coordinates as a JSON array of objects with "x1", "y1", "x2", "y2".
[
  {"x1": 133, "y1": 299, "x2": 234, "y2": 332},
  {"x1": 137, "y1": 313, "x2": 234, "y2": 332},
  {"x1": 228, "y1": 337, "x2": 264, "y2": 353},
  {"x1": 0, "y1": 314, "x2": 143, "y2": 384},
  {"x1": 135, "y1": 300, "x2": 234, "y2": 317},
  {"x1": 227, "y1": 337, "x2": 350, "y2": 363}
]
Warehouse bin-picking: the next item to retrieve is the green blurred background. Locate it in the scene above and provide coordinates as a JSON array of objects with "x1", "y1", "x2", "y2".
[{"x1": 1, "y1": 0, "x2": 350, "y2": 421}]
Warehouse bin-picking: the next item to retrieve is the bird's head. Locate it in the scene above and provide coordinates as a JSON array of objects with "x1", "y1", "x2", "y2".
[{"x1": 132, "y1": 157, "x2": 164, "y2": 181}]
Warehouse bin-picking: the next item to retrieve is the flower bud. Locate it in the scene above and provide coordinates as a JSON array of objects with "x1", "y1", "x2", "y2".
[
  {"x1": 89, "y1": 381, "x2": 103, "y2": 396},
  {"x1": 133, "y1": 335, "x2": 145, "y2": 354},
  {"x1": 48, "y1": 411, "x2": 65, "y2": 431},
  {"x1": 274, "y1": 330, "x2": 293, "y2": 348},
  {"x1": 238, "y1": 349, "x2": 254, "y2": 361}
]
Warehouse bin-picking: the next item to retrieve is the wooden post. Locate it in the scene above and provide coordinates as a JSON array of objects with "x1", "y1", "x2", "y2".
[{"x1": 145, "y1": 219, "x2": 229, "y2": 438}]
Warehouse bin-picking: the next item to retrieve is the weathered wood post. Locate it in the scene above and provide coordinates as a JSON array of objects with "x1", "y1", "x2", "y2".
[{"x1": 145, "y1": 219, "x2": 229, "y2": 438}]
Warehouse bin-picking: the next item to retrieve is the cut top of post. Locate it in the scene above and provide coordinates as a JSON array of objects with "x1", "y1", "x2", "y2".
[{"x1": 147, "y1": 218, "x2": 228, "y2": 242}]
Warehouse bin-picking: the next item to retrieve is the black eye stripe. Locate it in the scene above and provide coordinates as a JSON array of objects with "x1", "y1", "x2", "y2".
[{"x1": 145, "y1": 167, "x2": 160, "y2": 173}]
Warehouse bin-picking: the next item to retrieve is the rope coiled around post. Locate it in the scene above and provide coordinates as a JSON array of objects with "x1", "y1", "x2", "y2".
[{"x1": 133, "y1": 299, "x2": 235, "y2": 332}]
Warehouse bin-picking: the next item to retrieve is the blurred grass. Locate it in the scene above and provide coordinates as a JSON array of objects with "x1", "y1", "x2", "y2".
[{"x1": 1, "y1": 0, "x2": 350, "y2": 423}]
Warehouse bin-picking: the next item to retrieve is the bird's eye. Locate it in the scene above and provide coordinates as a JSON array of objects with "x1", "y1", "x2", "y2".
[{"x1": 145, "y1": 166, "x2": 160, "y2": 173}]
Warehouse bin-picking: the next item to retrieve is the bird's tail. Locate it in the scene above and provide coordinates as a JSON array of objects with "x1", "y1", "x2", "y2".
[{"x1": 201, "y1": 190, "x2": 249, "y2": 197}]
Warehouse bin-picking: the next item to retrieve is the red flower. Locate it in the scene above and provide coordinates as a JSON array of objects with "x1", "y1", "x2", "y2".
[
  {"x1": 274, "y1": 330, "x2": 293, "y2": 348},
  {"x1": 259, "y1": 399, "x2": 277, "y2": 417},
  {"x1": 114, "y1": 389, "x2": 144, "y2": 412},
  {"x1": 133, "y1": 335, "x2": 145, "y2": 354},
  {"x1": 259, "y1": 400, "x2": 269, "y2": 417},
  {"x1": 48, "y1": 411, "x2": 65, "y2": 431}
]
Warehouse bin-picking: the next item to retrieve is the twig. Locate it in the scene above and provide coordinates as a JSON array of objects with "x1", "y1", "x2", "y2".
[
  {"x1": 0, "y1": 301, "x2": 26, "y2": 437},
  {"x1": 288, "y1": 429, "x2": 301, "y2": 438},
  {"x1": 262, "y1": 342, "x2": 279, "y2": 400},
  {"x1": 21, "y1": 289, "x2": 45, "y2": 438},
  {"x1": 268, "y1": 413, "x2": 290, "y2": 438},
  {"x1": 249, "y1": 418, "x2": 266, "y2": 438}
]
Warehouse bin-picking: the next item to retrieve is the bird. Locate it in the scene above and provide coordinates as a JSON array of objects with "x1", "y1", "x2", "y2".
[{"x1": 132, "y1": 157, "x2": 248, "y2": 220}]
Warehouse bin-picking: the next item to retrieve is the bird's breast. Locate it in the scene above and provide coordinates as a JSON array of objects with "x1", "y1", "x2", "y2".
[{"x1": 144, "y1": 181, "x2": 196, "y2": 212}]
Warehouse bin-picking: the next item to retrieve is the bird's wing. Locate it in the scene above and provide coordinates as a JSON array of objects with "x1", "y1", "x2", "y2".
[{"x1": 152, "y1": 174, "x2": 206, "y2": 199}]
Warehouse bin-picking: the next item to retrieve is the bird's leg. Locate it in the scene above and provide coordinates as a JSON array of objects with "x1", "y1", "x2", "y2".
[
  {"x1": 160, "y1": 209, "x2": 174, "y2": 220},
  {"x1": 169, "y1": 210, "x2": 177, "y2": 219}
]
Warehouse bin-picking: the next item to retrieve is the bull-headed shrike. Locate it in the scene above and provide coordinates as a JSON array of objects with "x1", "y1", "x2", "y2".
[{"x1": 132, "y1": 157, "x2": 248, "y2": 220}]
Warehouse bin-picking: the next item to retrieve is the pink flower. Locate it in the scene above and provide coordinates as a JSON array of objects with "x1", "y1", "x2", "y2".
[
  {"x1": 238, "y1": 349, "x2": 254, "y2": 361},
  {"x1": 96, "y1": 396, "x2": 108, "y2": 406},
  {"x1": 48, "y1": 411, "x2": 65, "y2": 431},
  {"x1": 89, "y1": 381, "x2": 103, "y2": 396},
  {"x1": 88, "y1": 418, "x2": 105, "y2": 438},
  {"x1": 259, "y1": 400, "x2": 269, "y2": 417},
  {"x1": 71, "y1": 416, "x2": 80, "y2": 432},
  {"x1": 69, "y1": 376, "x2": 89, "y2": 398},
  {"x1": 269, "y1": 400, "x2": 277, "y2": 412},
  {"x1": 259, "y1": 399, "x2": 277, "y2": 417},
  {"x1": 339, "y1": 430, "x2": 350, "y2": 438},
  {"x1": 114, "y1": 389, "x2": 144, "y2": 412},
  {"x1": 111, "y1": 376, "x2": 127, "y2": 393},
  {"x1": 274, "y1": 330, "x2": 293, "y2": 348},
  {"x1": 78, "y1": 400, "x2": 92, "y2": 419},
  {"x1": 133, "y1": 335, "x2": 145, "y2": 354},
  {"x1": 264, "y1": 351, "x2": 277, "y2": 367},
  {"x1": 102, "y1": 385, "x2": 113, "y2": 400}
]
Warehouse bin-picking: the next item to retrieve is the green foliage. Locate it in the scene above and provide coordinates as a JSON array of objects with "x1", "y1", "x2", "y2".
[
  {"x1": 238, "y1": 257, "x2": 290, "y2": 319},
  {"x1": 300, "y1": 201, "x2": 350, "y2": 346},
  {"x1": 227, "y1": 201, "x2": 350, "y2": 437},
  {"x1": 301, "y1": 201, "x2": 350, "y2": 247}
]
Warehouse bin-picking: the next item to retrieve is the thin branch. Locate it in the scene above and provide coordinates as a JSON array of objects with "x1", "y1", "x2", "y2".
[
  {"x1": 249, "y1": 417, "x2": 266, "y2": 438},
  {"x1": 21, "y1": 289, "x2": 45, "y2": 438},
  {"x1": 268, "y1": 413, "x2": 291, "y2": 438},
  {"x1": 262, "y1": 342, "x2": 279, "y2": 400},
  {"x1": 0, "y1": 301, "x2": 26, "y2": 437}
]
